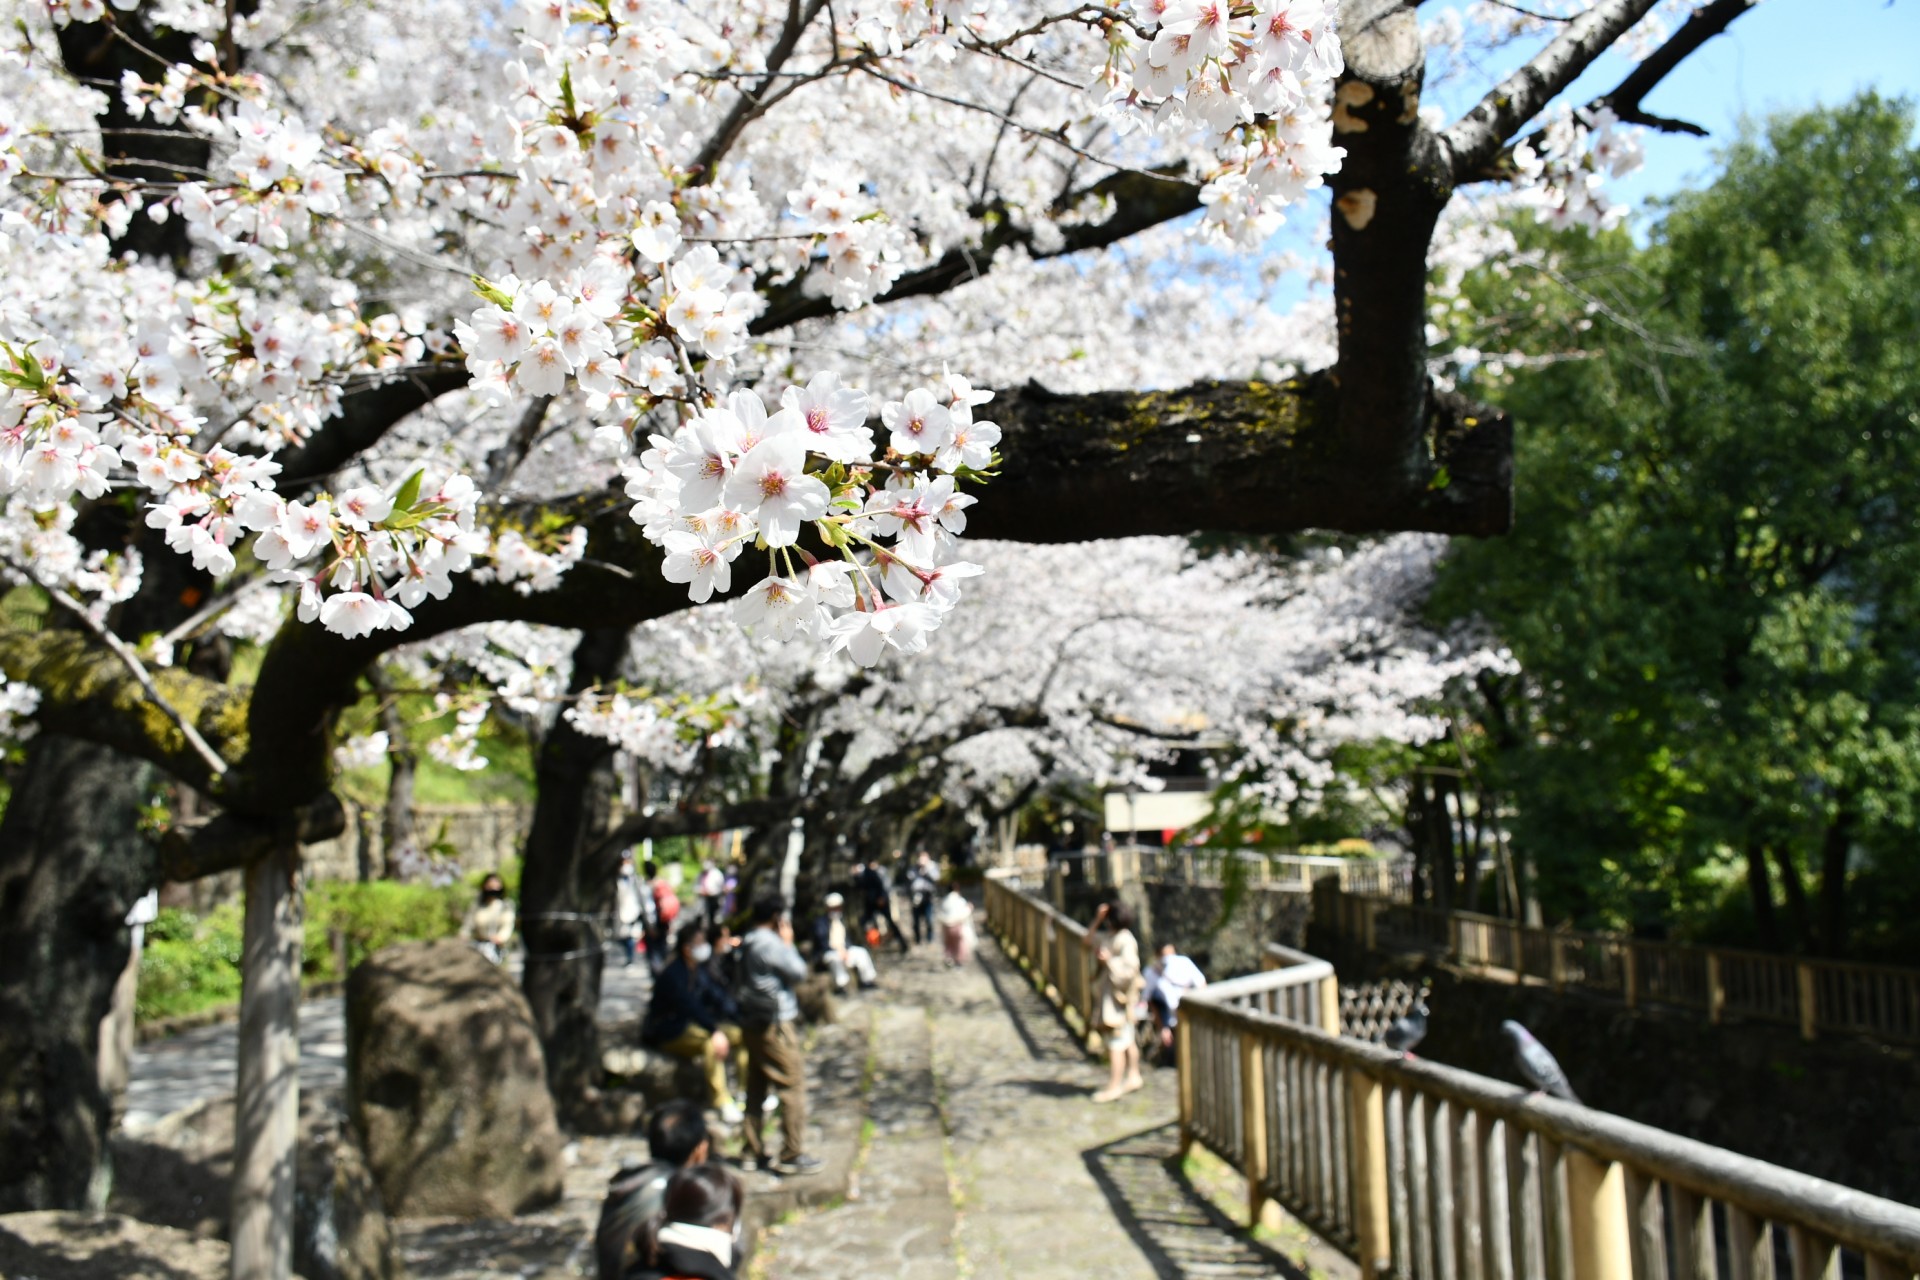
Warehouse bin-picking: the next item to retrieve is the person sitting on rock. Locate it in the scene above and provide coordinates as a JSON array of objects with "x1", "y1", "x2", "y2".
[
  {"x1": 626, "y1": 1163, "x2": 746, "y2": 1280},
  {"x1": 642, "y1": 924, "x2": 751, "y2": 1123},
  {"x1": 814, "y1": 892, "x2": 878, "y2": 992},
  {"x1": 595, "y1": 1101, "x2": 710, "y2": 1280}
]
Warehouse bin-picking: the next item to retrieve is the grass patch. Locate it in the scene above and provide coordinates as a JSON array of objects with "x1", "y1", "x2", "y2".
[{"x1": 136, "y1": 870, "x2": 507, "y2": 1024}]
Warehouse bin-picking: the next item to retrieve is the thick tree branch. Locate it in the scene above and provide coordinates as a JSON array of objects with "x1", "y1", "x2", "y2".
[
  {"x1": 275, "y1": 363, "x2": 472, "y2": 492},
  {"x1": 1439, "y1": 0, "x2": 1661, "y2": 181},
  {"x1": 7, "y1": 561, "x2": 230, "y2": 780},
  {"x1": 750, "y1": 169, "x2": 1200, "y2": 334},
  {"x1": 158, "y1": 793, "x2": 347, "y2": 881},
  {"x1": 0, "y1": 628, "x2": 245, "y2": 796},
  {"x1": 1460, "y1": 0, "x2": 1761, "y2": 181},
  {"x1": 686, "y1": 0, "x2": 829, "y2": 184},
  {"x1": 1598, "y1": 0, "x2": 1757, "y2": 134}
]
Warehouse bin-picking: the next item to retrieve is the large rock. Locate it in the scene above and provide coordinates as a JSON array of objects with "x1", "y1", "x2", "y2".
[
  {"x1": 346, "y1": 939, "x2": 565, "y2": 1218},
  {"x1": 600, "y1": 1045, "x2": 711, "y2": 1107},
  {"x1": 296, "y1": 1118, "x2": 405, "y2": 1280},
  {"x1": 0, "y1": 1210, "x2": 228, "y2": 1279},
  {"x1": 108, "y1": 1089, "x2": 406, "y2": 1280}
]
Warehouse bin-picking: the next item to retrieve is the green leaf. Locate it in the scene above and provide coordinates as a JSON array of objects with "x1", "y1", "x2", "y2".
[
  {"x1": 471, "y1": 275, "x2": 514, "y2": 308},
  {"x1": 391, "y1": 468, "x2": 426, "y2": 513}
]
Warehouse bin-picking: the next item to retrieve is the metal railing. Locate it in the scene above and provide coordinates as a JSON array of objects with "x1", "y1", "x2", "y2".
[
  {"x1": 985, "y1": 874, "x2": 1920, "y2": 1280},
  {"x1": 1326, "y1": 889, "x2": 1920, "y2": 1044}
]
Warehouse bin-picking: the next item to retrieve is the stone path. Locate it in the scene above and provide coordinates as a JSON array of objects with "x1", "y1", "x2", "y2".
[
  {"x1": 752, "y1": 937, "x2": 1343, "y2": 1280},
  {"x1": 122, "y1": 952, "x2": 654, "y2": 1132}
]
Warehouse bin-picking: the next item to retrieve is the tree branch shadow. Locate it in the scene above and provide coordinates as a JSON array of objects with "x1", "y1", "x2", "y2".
[{"x1": 1081, "y1": 1123, "x2": 1318, "y2": 1280}]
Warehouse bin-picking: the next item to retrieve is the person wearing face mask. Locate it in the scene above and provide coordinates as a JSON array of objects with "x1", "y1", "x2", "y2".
[
  {"x1": 641, "y1": 924, "x2": 751, "y2": 1123},
  {"x1": 464, "y1": 873, "x2": 515, "y2": 964}
]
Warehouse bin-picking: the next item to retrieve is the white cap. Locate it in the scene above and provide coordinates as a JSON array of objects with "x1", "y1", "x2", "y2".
[{"x1": 825, "y1": 892, "x2": 845, "y2": 909}]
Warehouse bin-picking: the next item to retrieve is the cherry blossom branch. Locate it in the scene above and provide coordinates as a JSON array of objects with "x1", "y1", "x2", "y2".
[
  {"x1": 1440, "y1": 0, "x2": 1662, "y2": 181},
  {"x1": 1459, "y1": 0, "x2": 1761, "y2": 181},
  {"x1": 3, "y1": 555, "x2": 231, "y2": 780},
  {"x1": 686, "y1": 0, "x2": 831, "y2": 184}
]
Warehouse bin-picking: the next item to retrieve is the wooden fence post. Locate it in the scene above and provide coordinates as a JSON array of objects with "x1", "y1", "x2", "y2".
[
  {"x1": 1240, "y1": 1031, "x2": 1270, "y2": 1228},
  {"x1": 1348, "y1": 1069, "x2": 1392, "y2": 1280},
  {"x1": 1797, "y1": 962, "x2": 1818, "y2": 1042},
  {"x1": 1551, "y1": 935, "x2": 1567, "y2": 993},
  {"x1": 1319, "y1": 974, "x2": 1341, "y2": 1037},
  {"x1": 1707, "y1": 954, "x2": 1725, "y2": 1025},
  {"x1": 1621, "y1": 946, "x2": 1638, "y2": 1010},
  {"x1": 1565, "y1": 1148, "x2": 1633, "y2": 1280},
  {"x1": 1177, "y1": 1018, "x2": 1195, "y2": 1157}
]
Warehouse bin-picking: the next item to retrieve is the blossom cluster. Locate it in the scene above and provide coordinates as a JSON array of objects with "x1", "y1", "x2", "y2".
[
  {"x1": 1511, "y1": 106, "x2": 1644, "y2": 232},
  {"x1": 623, "y1": 368, "x2": 995, "y2": 667},
  {"x1": 1102, "y1": 0, "x2": 1349, "y2": 246},
  {"x1": 0, "y1": 674, "x2": 40, "y2": 742}
]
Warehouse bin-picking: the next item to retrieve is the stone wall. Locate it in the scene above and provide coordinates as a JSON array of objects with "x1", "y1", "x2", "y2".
[
  {"x1": 1315, "y1": 933, "x2": 1920, "y2": 1206},
  {"x1": 1058, "y1": 874, "x2": 1311, "y2": 978},
  {"x1": 302, "y1": 804, "x2": 532, "y2": 883}
]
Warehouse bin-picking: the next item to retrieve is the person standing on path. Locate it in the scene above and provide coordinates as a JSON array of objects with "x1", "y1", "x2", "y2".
[
  {"x1": 735, "y1": 895, "x2": 821, "y2": 1176},
  {"x1": 859, "y1": 856, "x2": 910, "y2": 954},
  {"x1": 1085, "y1": 900, "x2": 1145, "y2": 1102},
  {"x1": 614, "y1": 852, "x2": 647, "y2": 967},
  {"x1": 908, "y1": 853, "x2": 938, "y2": 946},
  {"x1": 644, "y1": 860, "x2": 680, "y2": 974},
  {"x1": 696, "y1": 861, "x2": 726, "y2": 928},
  {"x1": 935, "y1": 882, "x2": 975, "y2": 967}
]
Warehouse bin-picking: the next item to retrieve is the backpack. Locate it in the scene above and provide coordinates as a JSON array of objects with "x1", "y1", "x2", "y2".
[{"x1": 653, "y1": 881, "x2": 681, "y2": 925}]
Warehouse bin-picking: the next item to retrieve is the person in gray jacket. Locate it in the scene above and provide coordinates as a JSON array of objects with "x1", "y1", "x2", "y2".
[{"x1": 735, "y1": 894, "x2": 820, "y2": 1175}]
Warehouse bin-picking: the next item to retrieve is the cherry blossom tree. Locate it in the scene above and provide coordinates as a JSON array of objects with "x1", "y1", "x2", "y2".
[{"x1": 0, "y1": 0, "x2": 1761, "y2": 1268}]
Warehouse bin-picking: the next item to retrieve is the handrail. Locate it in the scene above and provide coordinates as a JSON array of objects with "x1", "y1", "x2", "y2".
[
  {"x1": 985, "y1": 875, "x2": 1920, "y2": 1280},
  {"x1": 1326, "y1": 888, "x2": 1920, "y2": 1043},
  {"x1": 1047, "y1": 846, "x2": 1415, "y2": 900}
]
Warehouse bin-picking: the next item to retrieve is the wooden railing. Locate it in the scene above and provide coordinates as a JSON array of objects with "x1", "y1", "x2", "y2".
[
  {"x1": 1325, "y1": 889, "x2": 1920, "y2": 1044},
  {"x1": 1054, "y1": 846, "x2": 1413, "y2": 899},
  {"x1": 983, "y1": 872, "x2": 1096, "y2": 1039},
  {"x1": 983, "y1": 875, "x2": 1920, "y2": 1280}
]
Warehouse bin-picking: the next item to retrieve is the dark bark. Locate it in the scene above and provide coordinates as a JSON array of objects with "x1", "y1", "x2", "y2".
[
  {"x1": 377, "y1": 697, "x2": 418, "y2": 878},
  {"x1": 1771, "y1": 843, "x2": 1813, "y2": 954},
  {"x1": 0, "y1": 736, "x2": 157, "y2": 1212},
  {"x1": 518, "y1": 627, "x2": 628, "y2": 1121},
  {"x1": 1818, "y1": 806, "x2": 1855, "y2": 959},
  {"x1": 1744, "y1": 835, "x2": 1779, "y2": 952}
]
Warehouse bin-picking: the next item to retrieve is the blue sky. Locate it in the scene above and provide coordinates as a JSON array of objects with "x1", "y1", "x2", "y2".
[{"x1": 1561, "y1": 0, "x2": 1920, "y2": 205}]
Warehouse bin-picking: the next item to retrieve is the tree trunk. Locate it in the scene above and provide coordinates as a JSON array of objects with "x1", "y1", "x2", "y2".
[
  {"x1": 229, "y1": 837, "x2": 302, "y2": 1280},
  {"x1": 1771, "y1": 842, "x2": 1813, "y2": 953},
  {"x1": 378, "y1": 698, "x2": 417, "y2": 878},
  {"x1": 1744, "y1": 835, "x2": 1780, "y2": 951},
  {"x1": 1818, "y1": 806, "x2": 1855, "y2": 959},
  {"x1": 0, "y1": 735, "x2": 157, "y2": 1212},
  {"x1": 519, "y1": 627, "x2": 627, "y2": 1121}
]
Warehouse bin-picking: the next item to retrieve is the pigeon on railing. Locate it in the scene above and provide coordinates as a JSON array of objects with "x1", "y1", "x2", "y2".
[
  {"x1": 1500, "y1": 1019, "x2": 1580, "y2": 1103},
  {"x1": 1382, "y1": 995, "x2": 1429, "y2": 1057}
]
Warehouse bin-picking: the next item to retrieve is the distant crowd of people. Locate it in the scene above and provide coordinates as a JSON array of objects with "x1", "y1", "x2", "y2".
[{"x1": 451, "y1": 845, "x2": 1214, "y2": 1277}]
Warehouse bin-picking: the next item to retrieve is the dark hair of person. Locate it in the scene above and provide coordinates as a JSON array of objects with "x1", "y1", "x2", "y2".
[
  {"x1": 642, "y1": 860, "x2": 658, "y2": 878},
  {"x1": 647, "y1": 1100, "x2": 710, "y2": 1167},
  {"x1": 674, "y1": 923, "x2": 708, "y2": 955},
  {"x1": 1105, "y1": 901, "x2": 1136, "y2": 932},
  {"x1": 480, "y1": 876, "x2": 504, "y2": 898},
  {"x1": 750, "y1": 894, "x2": 786, "y2": 926},
  {"x1": 634, "y1": 1163, "x2": 744, "y2": 1268}
]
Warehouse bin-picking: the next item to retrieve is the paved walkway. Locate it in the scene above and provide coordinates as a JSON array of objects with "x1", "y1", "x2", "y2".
[{"x1": 752, "y1": 937, "x2": 1332, "y2": 1280}]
